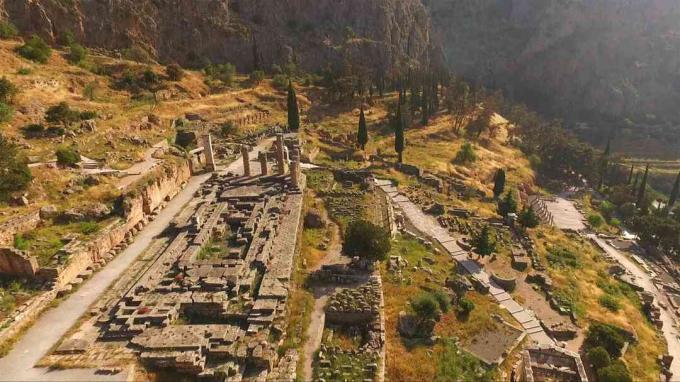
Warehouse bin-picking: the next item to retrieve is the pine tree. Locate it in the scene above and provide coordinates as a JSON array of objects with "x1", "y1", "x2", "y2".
[
  {"x1": 493, "y1": 169, "x2": 506, "y2": 199},
  {"x1": 394, "y1": 101, "x2": 405, "y2": 163},
  {"x1": 668, "y1": 171, "x2": 680, "y2": 210},
  {"x1": 519, "y1": 207, "x2": 540, "y2": 228},
  {"x1": 472, "y1": 225, "x2": 495, "y2": 258},
  {"x1": 287, "y1": 81, "x2": 300, "y2": 131},
  {"x1": 637, "y1": 164, "x2": 649, "y2": 206},
  {"x1": 627, "y1": 165, "x2": 635, "y2": 184},
  {"x1": 498, "y1": 191, "x2": 518, "y2": 217},
  {"x1": 357, "y1": 105, "x2": 368, "y2": 150}
]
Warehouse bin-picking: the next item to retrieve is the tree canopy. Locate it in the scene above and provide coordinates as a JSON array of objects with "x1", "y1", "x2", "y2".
[
  {"x1": 357, "y1": 105, "x2": 368, "y2": 150},
  {"x1": 342, "y1": 219, "x2": 391, "y2": 261},
  {"x1": 0, "y1": 134, "x2": 32, "y2": 199},
  {"x1": 287, "y1": 81, "x2": 300, "y2": 131}
]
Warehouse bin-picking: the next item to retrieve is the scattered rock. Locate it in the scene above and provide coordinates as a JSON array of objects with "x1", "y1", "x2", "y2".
[
  {"x1": 81, "y1": 119, "x2": 97, "y2": 132},
  {"x1": 39, "y1": 205, "x2": 59, "y2": 219}
]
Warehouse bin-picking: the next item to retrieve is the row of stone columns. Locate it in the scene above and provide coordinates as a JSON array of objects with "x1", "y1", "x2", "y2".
[{"x1": 240, "y1": 134, "x2": 300, "y2": 189}]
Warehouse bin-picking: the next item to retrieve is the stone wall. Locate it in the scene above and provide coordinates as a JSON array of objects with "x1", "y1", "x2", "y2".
[
  {"x1": 0, "y1": 210, "x2": 41, "y2": 247},
  {"x1": 0, "y1": 248, "x2": 39, "y2": 277}
]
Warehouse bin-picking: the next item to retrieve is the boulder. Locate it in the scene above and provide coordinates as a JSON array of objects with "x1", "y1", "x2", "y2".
[
  {"x1": 80, "y1": 119, "x2": 97, "y2": 132},
  {"x1": 39, "y1": 205, "x2": 59, "y2": 219}
]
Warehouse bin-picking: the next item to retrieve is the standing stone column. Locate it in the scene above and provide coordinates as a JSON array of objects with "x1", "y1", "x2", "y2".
[
  {"x1": 241, "y1": 144, "x2": 251, "y2": 176},
  {"x1": 203, "y1": 134, "x2": 216, "y2": 172},
  {"x1": 276, "y1": 134, "x2": 287, "y2": 175},
  {"x1": 258, "y1": 151, "x2": 268, "y2": 176},
  {"x1": 291, "y1": 159, "x2": 300, "y2": 189}
]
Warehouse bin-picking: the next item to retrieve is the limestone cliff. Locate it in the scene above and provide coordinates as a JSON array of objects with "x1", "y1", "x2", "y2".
[{"x1": 1, "y1": 0, "x2": 431, "y2": 72}]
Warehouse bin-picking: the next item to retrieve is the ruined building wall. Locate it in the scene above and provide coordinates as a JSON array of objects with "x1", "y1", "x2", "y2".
[{"x1": 0, "y1": 211, "x2": 41, "y2": 247}]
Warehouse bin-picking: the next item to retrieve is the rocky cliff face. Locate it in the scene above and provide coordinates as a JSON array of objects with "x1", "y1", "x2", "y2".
[
  {"x1": 429, "y1": 0, "x2": 680, "y2": 127},
  {"x1": 1, "y1": 0, "x2": 431, "y2": 72}
]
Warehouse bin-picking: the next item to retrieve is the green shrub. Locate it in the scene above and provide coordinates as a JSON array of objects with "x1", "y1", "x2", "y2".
[
  {"x1": 497, "y1": 191, "x2": 518, "y2": 217},
  {"x1": 430, "y1": 290, "x2": 452, "y2": 313},
  {"x1": 16, "y1": 67, "x2": 32, "y2": 75},
  {"x1": 0, "y1": 20, "x2": 18, "y2": 39},
  {"x1": 220, "y1": 121, "x2": 236, "y2": 137},
  {"x1": 599, "y1": 294, "x2": 621, "y2": 312},
  {"x1": 56, "y1": 146, "x2": 80, "y2": 167},
  {"x1": 79, "y1": 221, "x2": 100, "y2": 235},
  {"x1": 588, "y1": 214, "x2": 605, "y2": 228},
  {"x1": 585, "y1": 322, "x2": 627, "y2": 358},
  {"x1": 457, "y1": 297, "x2": 475, "y2": 316},
  {"x1": 122, "y1": 45, "x2": 153, "y2": 63},
  {"x1": 0, "y1": 134, "x2": 32, "y2": 198},
  {"x1": 272, "y1": 74, "x2": 289, "y2": 90},
  {"x1": 79, "y1": 110, "x2": 97, "y2": 120},
  {"x1": 57, "y1": 30, "x2": 75, "y2": 46},
  {"x1": 587, "y1": 346, "x2": 611, "y2": 369},
  {"x1": 454, "y1": 142, "x2": 476, "y2": 164},
  {"x1": 0, "y1": 102, "x2": 13, "y2": 123},
  {"x1": 16, "y1": 35, "x2": 52, "y2": 63},
  {"x1": 21, "y1": 123, "x2": 45, "y2": 138},
  {"x1": 0, "y1": 77, "x2": 18, "y2": 103},
  {"x1": 546, "y1": 246, "x2": 580, "y2": 268},
  {"x1": 13, "y1": 234, "x2": 29, "y2": 250},
  {"x1": 342, "y1": 219, "x2": 391, "y2": 261},
  {"x1": 165, "y1": 63, "x2": 184, "y2": 81},
  {"x1": 411, "y1": 293, "x2": 440, "y2": 322},
  {"x1": 249, "y1": 70, "x2": 265, "y2": 85},
  {"x1": 610, "y1": 218, "x2": 621, "y2": 227},
  {"x1": 518, "y1": 206, "x2": 540, "y2": 228},
  {"x1": 45, "y1": 102, "x2": 80, "y2": 126},
  {"x1": 204, "y1": 63, "x2": 236, "y2": 85},
  {"x1": 597, "y1": 360, "x2": 632, "y2": 382},
  {"x1": 67, "y1": 43, "x2": 86, "y2": 64}
]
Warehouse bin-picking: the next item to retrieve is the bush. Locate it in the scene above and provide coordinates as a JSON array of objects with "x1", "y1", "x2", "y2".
[
  {"x1": 13, "y1": 234, "x2": 29, "y2": 250},
  {"x1": 588, "y1": 214, "x2": 605, "y2": 228},
  {"x1": 0, "y1": 102, "x2": 13, "y2": 123},
  {"x1": 67, "y1": 43, "x2": 86, "y2": 64},
  {"x1": 16, "y1": 35, "x2": 52, "y2": 63},
  {"x1": 79, "y1": 221, "x2": 100, "y2": 235},
  {"x1": 597, "y1": 360, "x2": 632, "y2": 382},
  {"x1": 204, "y1": 63, "x2": 236, "y2": 85},
  {"x1": 498, "y1": 191, "x2": 518, "y2": 217},
  {"x1": 600, "y1": 200, "x2": 616, "y2": 219},
  {"x1": 587, "y1": 346, "x2": 611, "y2": 369},
  {"x1": 220, "y1": 121, "x2": 236, "y2": 137},
  {"x1": 21, "y1": 123, "x2": 45, "y2": 138},
  {"x1": 0, "y1": 20, "x2": 18, "y2": 39},
  {"x1": 79, "y1": 110, "x2": 97, "y2": 120},
  {"x1": 249, "y1": 70, "x2": 265, "y2": 85},
  {"x1": 518, "y1": 206, "x2": 540, "y2": 228},
  {"x1": 430, "y1": 290, "x2": 452, "y2": 313},
  {"x1": 411, "y1": 293, "x2": 440, "y2": 322},
  {"x1": 457, "y1": 297, "x2": 475, "y2": 316},
  {"x1": 272, "y1": 74, "x2": 289, "y2": 90},
  {"x1": 45, "y1": 102, "x2": 80, "y2": 126},
  {"x1": 123, "y1": 45, "x2": 153, "y2": 63},
  {"x1": 342, "y1": 219, "x2": 391, "y2": 261},
  {"x1": 56, "y1": 146, "x2": 80, "y2": 167},
  {"x1": 165, "y1": 63, "x2": 184, "y2": 81},
  {"x1": 610, "y1": 218, "x2": 621, "y2": 227},
  {"x1": 454, "y1": 142, "x2": 476, "y2": 164},
  {"x1": 57, "y1": 30, "x2": 75, "y2": 46},
  {"x1": 585, "y1": 323, "x2": 627, "y2": 358},
  {"x1": 0, "y1": 134, "x2": 32, "y2": 198},
  {"x1": 471, "y1": 225, "x2": 495, "y2": 257},
  {"x1": 17, "y1": 67, "x2": 32, "y2": 75},
  {"x1": 599, "y1": 294, "x2": 621, "y2": 312},
  {"x1": 0, "y1": 77, "x2": 18, "y2": 103},
  {"x1": 546, "y1": 246, "x2": 580, "y2": 268}
]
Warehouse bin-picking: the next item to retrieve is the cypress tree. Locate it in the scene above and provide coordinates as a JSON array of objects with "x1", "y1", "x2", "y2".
[
  {"x1": 627, "y1": 165, "x2": 634, "y2": 184},
  {"x1": 357, "y1": 105, "x2": 368, "y2": 150},
  {"x1": 668, "y1": 171, "x2": 680, "y2": 210},
  {"x1": 421, "y1": 87, "x2": 429, "y2": 125},
  {"x1": 394, "y1": 102, "x2": 404, "y2": 163},
  {"x1": 493, "y1": 169, "x2": 506, "y2": 199},
  {"x1": 637, "y1": 165, "x2": 649, "y2": 206},
  {"x1": 287, "y1": 81, "x2": 300, "y2": 131},
  {"x1": 631, "y1": 172, "x2": 639, "y2": 196},
  {"x1": 598, "y1": 138, "x2": 611, "y2": 190}
]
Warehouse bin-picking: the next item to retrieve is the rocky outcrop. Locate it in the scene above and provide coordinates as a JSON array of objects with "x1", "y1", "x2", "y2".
[
  {"x1": 2, "y1": 0, "x2": 431, "y2": 72},
  {"x1": 429, "y1": 0, "x2": 680, "y2": 141}
]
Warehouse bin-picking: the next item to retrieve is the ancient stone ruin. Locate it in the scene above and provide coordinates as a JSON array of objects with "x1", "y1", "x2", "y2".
[{"x1": 514, "y1": 345, "x2": 588, "y2": 382}]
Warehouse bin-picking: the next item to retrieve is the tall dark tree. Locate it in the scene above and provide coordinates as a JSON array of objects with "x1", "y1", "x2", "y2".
[
  {"x1": 493, "y1": 168, "x2": 506, "y2": 199},
  {"x1": 627, "y1": 164, "x2": 635, "y2": 184},
  {"x1": 637, "y1": 164, "x2": 649, "y2": 207},
  {"x1": 598, "y1": 138, "x2": 611, "y2": 190},
  {"x1": 287, "y1": 81, "x2": 300, "y2": 131},
  {"x1": 357, "y1": 105, "x2": 368, "y2": 150},
  {"x1": 421, "y1": 88, "x2": 430, "y2": 125},
  {"x1": 668, "y1": 171, "x2": 680, "y2": 211},
  {"x1": 394, "y1": 101, "x2": 405, "y2": 163},
  {"x1": 472, "y1": 225, "x2": 495, "y2": 258},
  {"x1": 631, "y1": 172, "x2": 640, "y2": 196}
]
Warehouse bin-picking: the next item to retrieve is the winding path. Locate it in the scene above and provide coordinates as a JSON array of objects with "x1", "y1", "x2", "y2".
[{"x1": 0, "y1": 140, "x2": 273, "y2": 381}]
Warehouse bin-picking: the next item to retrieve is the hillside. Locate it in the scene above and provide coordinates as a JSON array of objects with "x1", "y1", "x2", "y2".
[{"x1": 429, "y1": 0, "x2": 680, "y2": 158}]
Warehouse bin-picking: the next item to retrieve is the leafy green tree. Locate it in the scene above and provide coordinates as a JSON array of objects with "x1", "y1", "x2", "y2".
[
  {"x1": 56, "y1": 146, "x2": 80, "y2": 167},
  {"x1": 411, "y1": 293, "x2": 440, "y2": 323},
  {"x1": 57, "y1": 30, "x2": 75, "y2": 46},
  {"x1": 0, "y1": 134, "x2": 32, "y2": 199},
  {"x1": 45, "y1": 102, "x2": 79, "y2": 126},
  {"x1": 430, "y1": 290, "x2": 452, "y2": 313},
  {"x1": 249, "y1": 70, "x2": 265, "y2": 85},
  {"x1": 472, "y1": 225, "x2": 495, "y2": 257},
  {"x1": 457, "y1": 297, "x2": 475, "y2": 317},
  {"x1": 16, "y1": 35, "x2": 52, "y2": 63},
  {"x1": 587, "y1": 346, "x2": 611, "y2": 369},
  {"x1": 0, "y1": 102, "x2": 13, "y2": 123},
  {"x1": 585, "y1": 323, "x2": 626, "y2": 358},
  {"x1": 597, "y1": 360, "x2": 632, "y2": 382},
  {"x1": 0, "y1": 77, "x2": 18, "y2": 104},
  {"x1": 165, "y1": 63, "x2": 184, "y2": 81},
  {"x1": 357, "y1": 105, "x2": 368, "y2": 150},
  {"x1": 668, "y1": 171, "x2": 680, "y2": 211},
  {"x1": 0, "y1": 21, "x2": 18, "y2": 39},
  {"x1": 67, "y1": 43, "x2": 86, "y2": 64},
  {"x1": 394, "y1": 101, "x2": 405, "y2": 163},
  {"x1": 519, "y1": 207, "x2": 540, "y2": 228},
  {"x1": 287, "y1": 81, "x2": 300, "y2": 131},
  {"x1": 342, "y1": 219, "x2": 391, "y2": 261},
  {"x1": 454, "y1": 142, "x2": 476, "y2": 164},
  {"x1": 637, "y1": 164, "x2": 649, "y2": 207},
  {"x1": 588, "y1": 214, "x2": 605, "y2": 228},
  {"x1": 204, "y1": 63, "x2": 235, "y2": 85},
  {"x1": 493, "y1": 168, "x2": 505, "y2": 198},
  {"x1": 498, "y1": 191, "x2": 518, "y2": 217}
]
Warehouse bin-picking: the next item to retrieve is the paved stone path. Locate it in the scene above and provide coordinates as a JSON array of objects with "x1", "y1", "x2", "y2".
[
  {"x1": 375, "y1": 179, "x2": 555, "y2": 346},
  {"x1": 590, "y1": 235, "x2": 680, "y2": 377},
  {"x1": 0, "y1": 140, "x2": 273, "y2": 381}
]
